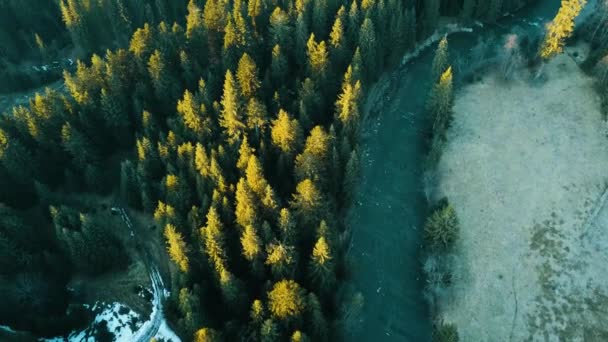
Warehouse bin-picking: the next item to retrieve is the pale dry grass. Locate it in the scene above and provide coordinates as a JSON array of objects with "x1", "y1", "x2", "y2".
[{"x1": 434, "y1": 50, "x2": 608, "y2": 341}]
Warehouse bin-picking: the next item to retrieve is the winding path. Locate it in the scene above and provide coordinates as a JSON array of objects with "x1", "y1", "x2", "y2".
[{"x1": 117, "y1": 207, "x2": 181, "y2": 342}]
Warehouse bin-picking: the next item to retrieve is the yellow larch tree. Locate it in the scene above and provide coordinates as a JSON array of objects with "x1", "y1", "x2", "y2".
[
  {"x1": 540, "y1": 0, "x2": 586, "y2": 59},
  {"x1": 164, "y1": 224, "x2": 190, "y2": 273}
]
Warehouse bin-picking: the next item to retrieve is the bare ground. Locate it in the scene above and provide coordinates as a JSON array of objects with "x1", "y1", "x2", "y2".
[{"x1": 433, "y1": 49, "x2": 608, "y2": 341}]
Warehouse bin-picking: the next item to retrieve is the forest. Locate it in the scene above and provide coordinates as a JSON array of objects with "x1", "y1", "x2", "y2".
[{"x1": 0, "y1": 0, "x2": 532, "y2": 340}]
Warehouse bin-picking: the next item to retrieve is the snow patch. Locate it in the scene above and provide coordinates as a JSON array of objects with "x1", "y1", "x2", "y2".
[
  {"x1": 42, "y1": 302, "x2": 143, "y2": 342},
  {"x1": 0, "y1": 325, "x2": 16, "y2": 333}
]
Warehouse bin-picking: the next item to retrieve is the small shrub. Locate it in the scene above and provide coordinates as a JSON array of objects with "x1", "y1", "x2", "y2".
[
  {"x1": 424, "y1": 198, "x2": 459, "y2": 252},
  {"x1": 432, "y1": 321, "x2": 459, "y2": 342}
]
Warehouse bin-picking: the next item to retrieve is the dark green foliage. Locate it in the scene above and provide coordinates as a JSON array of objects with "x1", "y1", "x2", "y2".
[
  {"x1": 51, "y1": 206, "x2": 128, "y2": 274},
  {"x1": 0, "y1": 0, "x2": 532, "y2": 339},
  {"x1": 432, "y1": 321, "x2": 459, "y2": 342},
  {"x1": 424, "y1": 199, "x2": 459, "y2": 252}
]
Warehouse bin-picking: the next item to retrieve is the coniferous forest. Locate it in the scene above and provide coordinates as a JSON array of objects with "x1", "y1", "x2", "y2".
[{"x1": 0, "y1": 0, "x2": 532, "y2": 340}]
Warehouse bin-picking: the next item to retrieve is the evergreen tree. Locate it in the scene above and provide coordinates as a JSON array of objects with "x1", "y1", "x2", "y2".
[
  {"x1": 246, "y1": 98, "x2": 268, "y2": 136},
  {"x1": 306, "y1": 293, "x2": 328, "y2": 340},
  {"x1": 540, "y1": 0, "x2": 586, "y2": 59},
  {"x1": 306, "y1": 34, "x2": 329, "y2": 82},
  {"x1": 235, "y1": 177, "x2": 259, "y2": 228},
  {"x1": 268, "y1": 280, "x2": 305, "y2": 320},
  {"x1": 220, "y1": 70, "x2": 246, "y2": 144},
  {"x1": 266, "y1": 242, "x2": 297, "y2": 278},
  {"x1": 164, "y1": 224, "x2": 190, "y2": 273},
  {"x1": 177, "y1": 90, "x2": 212, "y2": 141},
  {"x1": 260, "y1": 319, "x2": 280, "y2": 342},
  {"x1": 335, "y1": 66, "x2": 363, "y2": 140},
  {"x1": 246, "y1": 154, "x2": 269, "y2": 197},
  {"x1": 271, "y1": 109, "x2": 303, "y2": 156},
  {"x1": 329, "y1": 15, "x2": 347, "y2": 68},
  {"x1": 236, "y1": 53, "x2": 261, "y2": 99},
  {"x1": 427, "y1": 66, "x2": 454, "y2": 138},
  {"x1": 291, "y1": 179, "x2": 326, "y2": 228},
  {"x1": 271, "y1": 44, "x2": 288, "y2": 86},
  {"x1": 309, "y1": 236, "x2": 336, "y2": 290},
  {"x1": 194, "y1": 327, "x2": 221, "y2": 342},
  {"x1": 358, "y1": 18, "x2": 378, "y2": 80},
  {"x1": 431, "y1": 37, "x2": 449, "y2": 82}
]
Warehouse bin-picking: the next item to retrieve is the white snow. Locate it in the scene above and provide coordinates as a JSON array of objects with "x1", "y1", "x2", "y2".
[
  {"x1": 0, "y1": 325, "x2": 16, "y2": 333},
  {"x1": 154, "y1": 320, "x2": 182, "y2": 342},
  {"x1": 42, "y1": 302, "x2": 143, "y2": 342}
]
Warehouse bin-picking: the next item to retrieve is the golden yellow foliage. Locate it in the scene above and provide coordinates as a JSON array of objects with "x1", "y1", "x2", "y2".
[
  {"x1": 312, "y1": 236, "x2": 331, "y2": 265},
  {"x1": 136, "y1": 137, "x2": 151, "y2": 161},
  {"x1": 164, "y1": 224, "x2": 190, "y2": 273},
  {"x1": 540, "y1": 0, "x2": 586, "y2": 59},
  {"x1": 245, "y1": 155, "x2": 268, "y2": 196},
  {"x1": 440, "y1": 66, "x2": 453, "y2": 85},
  {"x1": 0, "y1": 128, "x2": 8, "y2": 158},
  {"x1": 241, "y1": 225, "x2": 262, "y2": 260},
  {"x1": 154, "y1": 201, "x2": 176, "y2": 223},
  {"x1": 157, "y1": 141, "x2": 169, "y2": 160},
  {"x1": 193, "y1": 327, "x2": 220, "y2": 342},
  {"x1": 166, "y1": 174, "x2": 179, "y2": 190},
  {"x1": 271, "y1": 109, "x2": 301, "y2": 155},
  {"x1": 268, "y1": 280, "x2": 305, "y2": 319},
  {"x1": 266, "y1": 243, "x2": 294, "y2": 266},
  {"x1": 250, "y1": 299, "x2": 264, "y2": 321}
]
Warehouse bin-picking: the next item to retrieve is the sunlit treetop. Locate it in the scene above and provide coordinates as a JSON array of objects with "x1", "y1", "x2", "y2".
[
  {"x1": 540, "y1": 0, "x2": 586, "y2": 59},
  {"x1": 164, "y1": 223, "x2": 190, "y2": 273},
  {"x1": 268, "y1": 279, "x2": 305, "y2": 319}
]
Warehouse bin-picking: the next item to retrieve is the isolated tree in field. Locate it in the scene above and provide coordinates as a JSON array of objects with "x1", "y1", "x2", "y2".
[
  {"x1": 424, "y1": 200, "x2": 459, "y2": 251},
  {"x1": 540, "y1": 0, "x2": 586, "y2": 59},
  {"x1": 432, "y1": 321, "x2": 459, "y2": 342},
  {"x1": 268, "y1": 280, "x2": 305, "y2": 319},
  {"x1": 500, "y1": 34, "x2": 523, "y2": 79},
  {"x1": 432, "y1": 37, "x2": 449, "y2": 81},
  {"x1": 164, "y1": 224, "x2": 190, "y2": 272}
]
